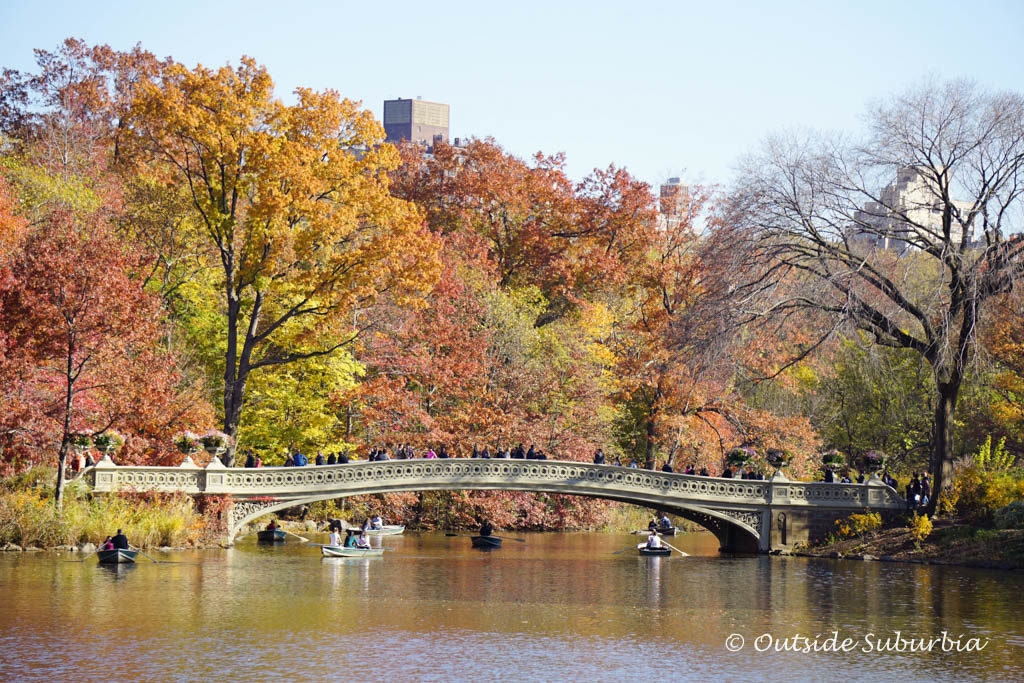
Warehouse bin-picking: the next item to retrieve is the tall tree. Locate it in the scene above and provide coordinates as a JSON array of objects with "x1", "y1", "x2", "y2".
[
  {"x1": 0, "y1": 210, "x2": 165, "y2": 506},
  {"x1": 125, "y1": 58, "x2": 440, "y2": 458},
  {"x1": 734, "y1": 80, "x2": 1024, "y2": 511}
]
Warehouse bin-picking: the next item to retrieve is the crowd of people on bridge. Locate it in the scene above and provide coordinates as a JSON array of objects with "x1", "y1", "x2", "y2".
[{"x1": 226, "y1": 443, "x2": 909, "y2": 504}]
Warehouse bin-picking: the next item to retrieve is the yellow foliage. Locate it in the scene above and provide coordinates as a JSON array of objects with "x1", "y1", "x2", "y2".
[
  {"x1": 835, "y1": 512, "x2": 882, "y2": 539},
  {"x1": 909, "y1": 512, "x2": 932, "y2": 542}
]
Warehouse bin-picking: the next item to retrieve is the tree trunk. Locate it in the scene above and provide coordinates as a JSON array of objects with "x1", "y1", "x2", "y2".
[
  {"x1": 55, "y1": 443, "x2": 68, "y2": 511},
  {"x1": 926, "y1": 380, "x2": 959, "y2": 516},
  {"x1": 644, "y1": 418, "x2": 657, "y2": 470},
  {"x1": 55, "y1": 335, "x2": 75, "y2": 510}
]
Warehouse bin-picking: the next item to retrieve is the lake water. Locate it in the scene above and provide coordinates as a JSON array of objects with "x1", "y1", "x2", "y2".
[{"x1": 1, "y1": 531, "x2": 1022, "y2": 681}]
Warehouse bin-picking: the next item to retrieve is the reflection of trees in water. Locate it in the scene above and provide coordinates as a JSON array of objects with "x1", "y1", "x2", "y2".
[{"x1": 5, "y1": 535, "x2": 1024, "y2": 679}]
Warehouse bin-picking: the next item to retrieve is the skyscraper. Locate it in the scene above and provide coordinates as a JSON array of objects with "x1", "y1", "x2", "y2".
[{"x1": 383, "y1": 98, "x2": 449, "y2": 146}]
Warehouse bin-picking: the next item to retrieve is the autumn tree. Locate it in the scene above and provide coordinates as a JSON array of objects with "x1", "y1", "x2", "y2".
[
  {"x1": 390, "y1": 139, "x2": 657, "y2": 326},
  {"x1": 125, "y1": 58, "x2": 440, "y2": 459},
  {"x1": 0, "y1": 210, "x2": 169, "y2": 506},
  {"x1": 734, "y1": 80, "x2": 1024, "y2": 511}
]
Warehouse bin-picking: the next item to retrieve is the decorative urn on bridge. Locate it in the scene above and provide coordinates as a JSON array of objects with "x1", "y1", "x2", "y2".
[{"x1": 860, "y1": 450, "x2": 887, "y2": 473}]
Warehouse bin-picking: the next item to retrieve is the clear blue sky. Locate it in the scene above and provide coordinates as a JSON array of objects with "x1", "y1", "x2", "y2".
[{"x1": 2, "y1": 0, "x2": 1023, "y2": 188}]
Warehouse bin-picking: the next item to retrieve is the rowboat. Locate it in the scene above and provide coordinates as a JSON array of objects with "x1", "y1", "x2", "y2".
[
  {"x1": 321, "y1": 545, "x2": 384, "y2": 558},
  {"x1": 257, "y1": 529, "x2": 287, "y2": 543},
  {"x1": 634, "y1": 527, "x2": 677, "y2": 536},
  {"x1": 471, "y1": 535, "x2": 502, "y2": 549},
  {"x1": 637, "y1": 542, "x2": 671, "y2": 556},
  {"x1": 364, "y1": 525, "x2": 405, "y2": 536},
  {"x1": 97, "y1": 548, "x2": 138, "y2": 564}
]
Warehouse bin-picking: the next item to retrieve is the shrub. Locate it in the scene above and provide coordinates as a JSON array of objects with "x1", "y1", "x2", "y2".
[
  {"x1": 909, "y1": 512, "x2": 933, "y2": 542},
  {"x1": 849, "y1": 512, "x2": 882, "y2": 536},
  {"x1": 994, "y1": 501, "x2": 1024, "y2": 530},
  {"x1": 834, "y1": 512, "x2": 882, "y2": 539},
  {"x1": 951, "y1": 464, "x2": 1024, "y2": 523},
  {"x1": 976, "y1": 436, "x2": 1016, "y2": 473},
  {"x1": 68, "y1": 432, "x2": 92, "y2": 449}
]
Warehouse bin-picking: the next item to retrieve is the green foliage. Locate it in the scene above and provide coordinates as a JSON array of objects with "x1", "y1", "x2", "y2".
[
  {"x1": 237, "y1": 349, "x2": 363, "y2": 461},
  {"x1": 994, "y1": 501, "x2": 1024, "y2": 530},
  {"x1": 819, "y1": 340, "x2": 934, "y2": 471},
  {"x1": 1, "y1": 155, "x2": 103, "y2": 217},
  {"x1": 976, "y1": 435, "x2": 1016, "y2": 473}
]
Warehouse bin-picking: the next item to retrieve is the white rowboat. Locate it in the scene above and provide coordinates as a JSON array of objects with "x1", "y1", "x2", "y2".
[{"x1": 321, "y1": 545, "x2": 384, "y2": 558}]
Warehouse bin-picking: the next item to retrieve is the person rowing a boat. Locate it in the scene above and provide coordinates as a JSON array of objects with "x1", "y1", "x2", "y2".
[
  {"x1": 369, "y1": 513, "x2": 383, "y2": 530},
  {"x1": 658, "y1": 513, "x2": 672, "y2": 531},
  {"x1": 111, "y1": 529, "x2": 130, "y2": 550},
  {"x1": 329, "y1": 529, "x2": 343, "y2": 548},
  {"x1": 645, "y1": 530, "x2": 663, "y2": 550},
  {"x1": 266, "y1": 519, "x2": 279, "y2": 532},
  {"x1": 479, "y1": 519, "x2": 494, "y2": 537}
]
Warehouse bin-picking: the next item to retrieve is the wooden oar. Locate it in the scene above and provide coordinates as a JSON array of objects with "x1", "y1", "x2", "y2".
[
  {"x1": 64, "y1": 546, "x2": 101, "y2": 562},
  {"x1": 444, "y1": 533, "x2": 526, "y2": 543},
  {"x1": 306, "y1": 543, "x2": 394, "y2": 551},
  {"x1": 659, "y1": 540, "x2": 689, "y2": 557},
  {"x1": 282, "y1": 528, "x2": 309, "y2": 542},
  {"x1": 126, "y1": 545, "x2": 200, "y2": 565},
  {"x1": 129, "y1": 545, "x2": 163, "y2": 563}
]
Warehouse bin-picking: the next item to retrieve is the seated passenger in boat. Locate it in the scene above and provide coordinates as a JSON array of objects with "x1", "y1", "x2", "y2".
[
  {"x1": 646, "y1": 531, "x2": 663, "y2": 549},
  {"x1": 658, "y1": 514, "x2": 672, "y2": 531},
  {"x1": 369, "y1": 513, "x2": 383, "y2": 530},
  {"x1": 111, "y1": 529, "x2": 130, "y2": 550},
  {"x1": 343, "y1": 530, "x2": 358, "y2": 548},
  {"x1": 101, "y1": 537, "x2": 115, "y2": 551},
  {"x1": 329, "y1": 530, "x2": 342, "y2": 547},
  {"x1": 479, "y1": 519, "x2": 494, "y2": 537},
  {"x1": 356, "y1": 530, "x2": 370, "y2": 549}
]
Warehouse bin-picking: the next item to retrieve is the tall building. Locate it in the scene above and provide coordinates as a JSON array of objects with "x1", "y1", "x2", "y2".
[
  {"x1": 658, "y1": 177, "x2": 692, "y2": 231},
  {"x1": 383, "y1": 98, "x2": 449, "y2": 146},
  {"x1": 850, "y1": 167, "x2": 973, "y2": 252}
]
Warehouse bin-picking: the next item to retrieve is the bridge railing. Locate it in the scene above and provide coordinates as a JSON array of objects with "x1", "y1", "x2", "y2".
[{"x1": 86, "y1": 455, "x2": 904, "y2": 510}]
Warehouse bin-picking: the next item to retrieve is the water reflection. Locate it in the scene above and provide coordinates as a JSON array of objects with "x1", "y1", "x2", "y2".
[{"x1": 1, "y1": 532, "x2": 1022, "y2": 682}]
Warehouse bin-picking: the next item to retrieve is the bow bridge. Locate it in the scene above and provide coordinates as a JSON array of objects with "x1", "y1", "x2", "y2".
[{"x1": 85, "y1": 456, "x2": 905, "y2": 553}]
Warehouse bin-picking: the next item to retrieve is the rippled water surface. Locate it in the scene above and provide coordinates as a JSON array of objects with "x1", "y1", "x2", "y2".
[{"x1": 1, "y1": 531, "x2": 1022, "y2": 681}]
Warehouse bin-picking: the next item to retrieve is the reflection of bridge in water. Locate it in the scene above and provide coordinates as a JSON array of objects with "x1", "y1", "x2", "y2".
[{"x1": 85, "y1": 456, "x2": 905, "y2": 553}]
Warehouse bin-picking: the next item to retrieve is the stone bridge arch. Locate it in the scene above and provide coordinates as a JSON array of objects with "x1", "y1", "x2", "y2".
[
  {"x1": 226, "y1": 484, "x2": 763, "y2": 553},
  {"x1": 86, "y1": 456, "x2": 904, "y2": 552}
]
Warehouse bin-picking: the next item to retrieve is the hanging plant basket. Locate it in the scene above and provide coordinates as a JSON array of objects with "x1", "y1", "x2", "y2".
[
  {"x1": 821, "y1": 449, "x2": 845, "y2": 470},
  {"x1": 69, "y1": 432, "x2": 93, "y2": 452},
  {"x1": 200, "y1": 430, "x2": 233, "y2": 455},
  {"x1": 765, "y1": 449, "x2": 792, "y2": 470},
  {"x1": 174, "y1": 431, "x2": 201, "y2": 455},
  {"x1": 861, "y1": 450, "x2": 887, "y2": 473},
  {"x1": 725, "y1": 446, "x2": 756, "y2": 469},
  {"x1": 93, "y1": 430, "x2": 125, "y2": 455}
]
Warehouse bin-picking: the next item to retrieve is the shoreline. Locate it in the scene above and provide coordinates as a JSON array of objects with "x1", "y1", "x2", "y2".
[{"x1": 788, "y1": 520, "x2": 1024, "y2": 571}]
